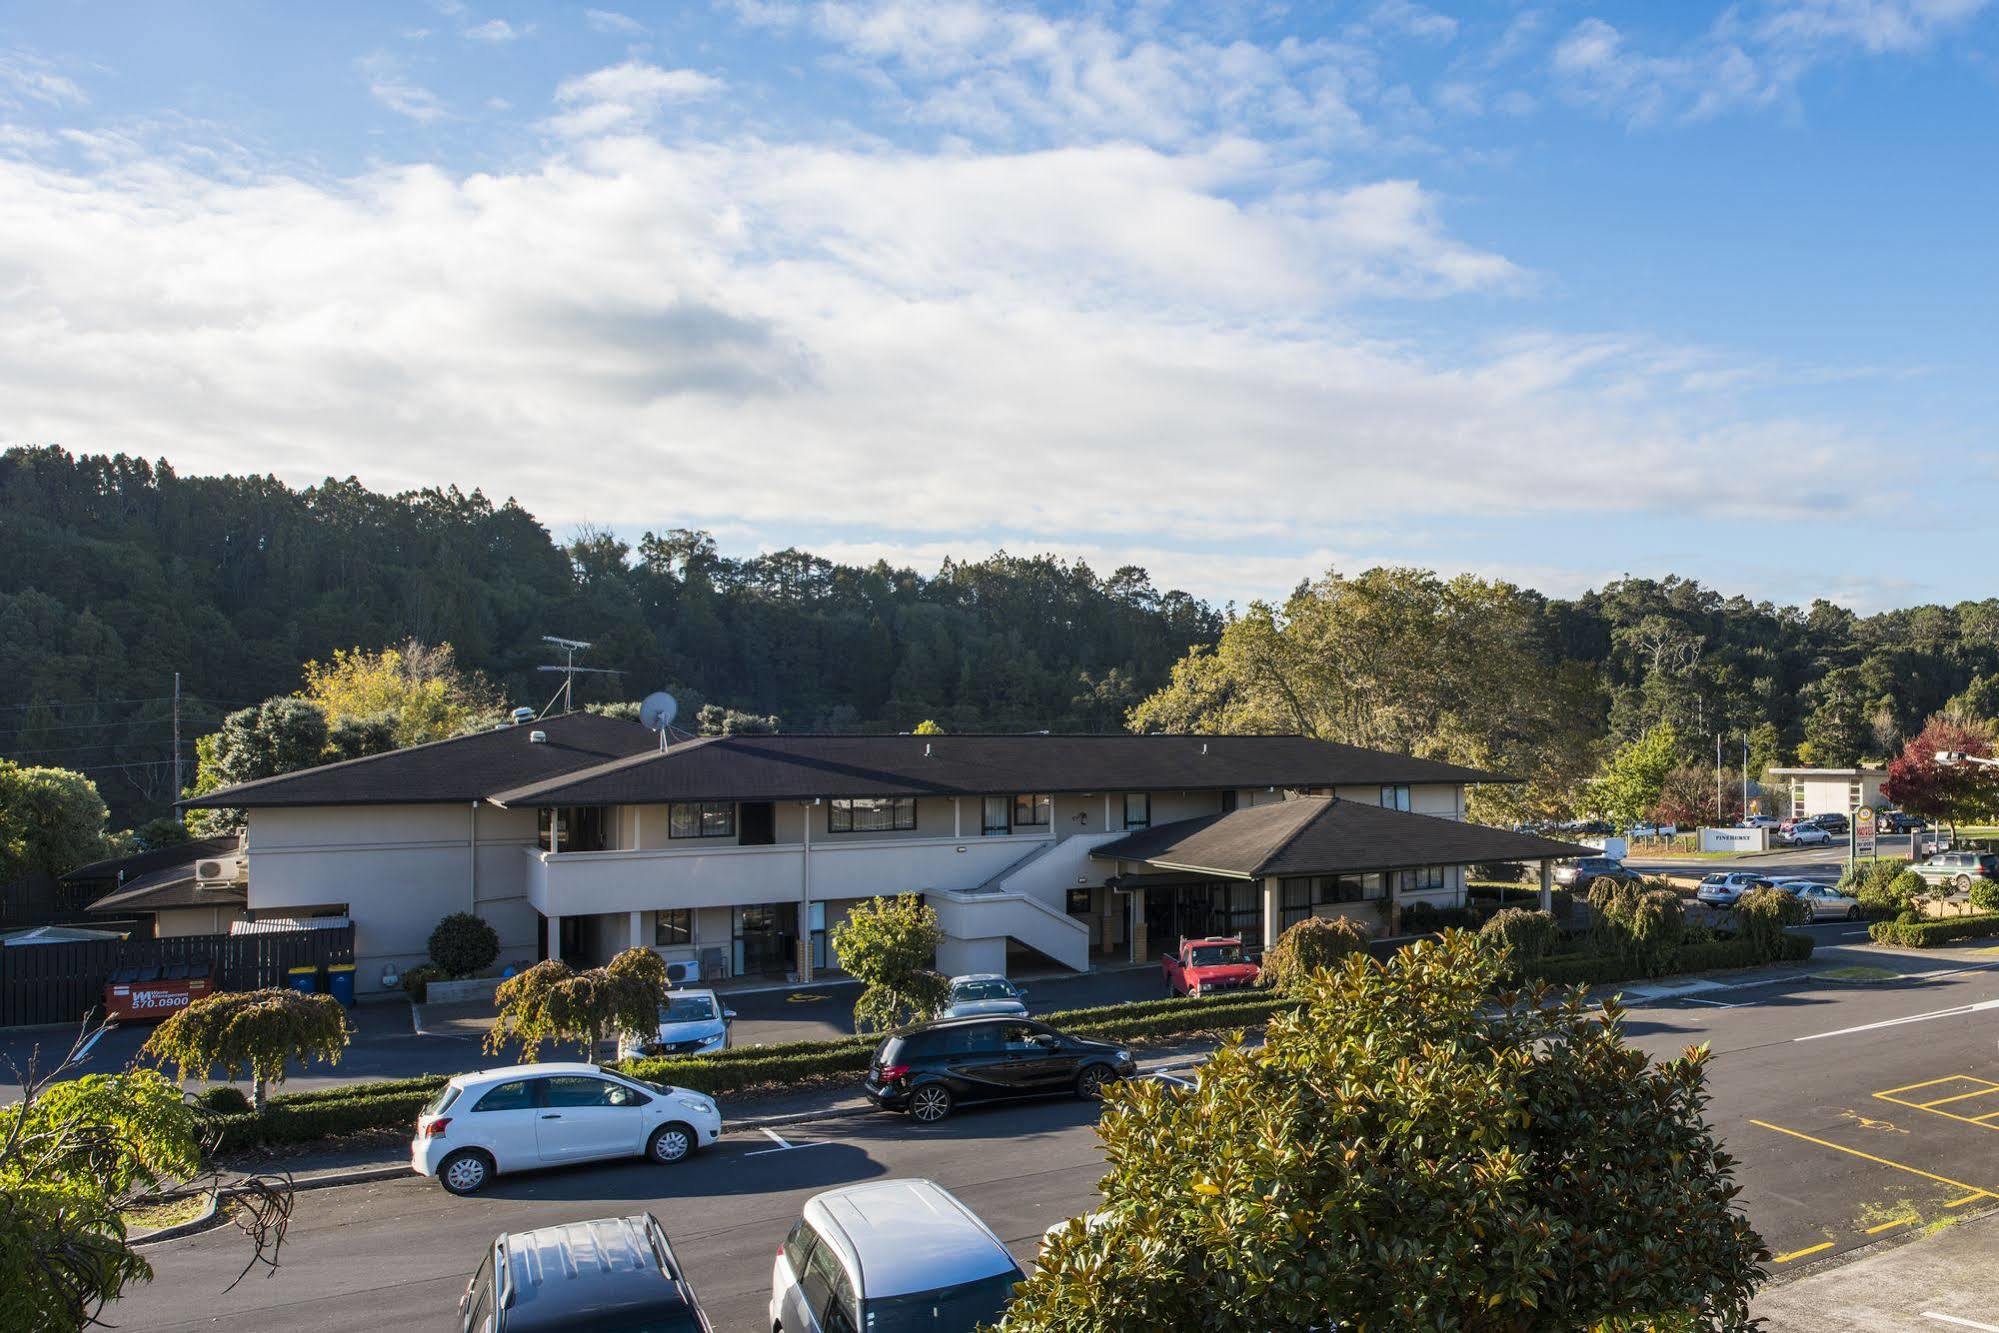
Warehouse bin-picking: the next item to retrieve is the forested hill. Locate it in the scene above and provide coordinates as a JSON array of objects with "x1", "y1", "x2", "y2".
[
  {"x1": 10, "y1": 445, "x2": 1999, "y2": 830},
  {"x1": 0, "y1": 447, "x2": 1221, "y2": 818}
]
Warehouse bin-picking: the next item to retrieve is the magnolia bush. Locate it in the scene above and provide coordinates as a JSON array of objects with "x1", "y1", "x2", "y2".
[
  {"x1": 1005, "y1": 933, "x2": 1766, "y2": 1331},
  {"x1": 485, "y1": 948, "x2": 668, "y2": 1061},
  {"x1": 1257, "y1": 915, "x2": 1370, "y2": 994},
  {"x1": 829, "y1": 894, "x2": 948, "y2": 1034},
  {"x1": 142, "y1": 987, "x2": 350, "y2": 1110}
]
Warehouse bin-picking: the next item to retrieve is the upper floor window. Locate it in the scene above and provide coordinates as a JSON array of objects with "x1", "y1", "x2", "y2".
[
  {"x1": 982, "y1": 796, "x2": 1011, "y2": 836},
  {"x1": 1380, "y1": 785, "x2": 1411, "y2": 812},
  {"x1": 669, "y1": 801, "x2": 735, "y2": 839},
  {"x1": 829, "y1": 797, "x2": 916, "y2": 833},
  {"x1": 1012, "y1": 793, "x2": 1051, "y2": 827},
  {"x1": 1123, "y1": 793, "x2": 1151, "y2": 829},
  {"x1": 540, "y1": 805, "x2": 608, "y2": 852}
]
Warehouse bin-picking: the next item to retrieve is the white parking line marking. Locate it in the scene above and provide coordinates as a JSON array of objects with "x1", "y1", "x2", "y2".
[
  {"x1": 745, "y1": 1127, "x2": 837, "y2": 1157},
  {"x1": 1681, "y1": 998, "x2": 1743, "y2": 1008},
  {"x1": 1797, "y1": 997, "x2": 1999, "y2": 1042},
  {"x1": 1922, "y1": 1313, "x2": 1999, "y2": 1331}
]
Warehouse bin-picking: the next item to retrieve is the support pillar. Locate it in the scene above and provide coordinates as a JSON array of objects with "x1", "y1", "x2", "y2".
[
  {"x1": 1127, "y1": 888, "x2": 1147, "y2": 964},
  {"x1": 1261, "y1": 876, "x2": 1281, "y2": 950},
  {"x1": 798, "y1": 804, "x2": 815, "y2": 982},
  {"x1": 629, "y1": 910, "x2": 645, "y2": 950},
  {"x1": 1386, "y1": 874, "x2": 1401, "y2": 937},
  {"x1": 546, "y1": 912, "x2": 562, "y2": 965},
  {"x1": 1539, "y1": 859, "x2": 1553, "y2": 914}
]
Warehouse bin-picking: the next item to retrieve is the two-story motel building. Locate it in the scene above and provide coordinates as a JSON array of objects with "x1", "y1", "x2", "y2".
[{"x1": 183, "y1": 713, "x2": 1587, "y2": 996}]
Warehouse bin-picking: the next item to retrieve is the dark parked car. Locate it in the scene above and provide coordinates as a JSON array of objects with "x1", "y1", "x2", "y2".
[
  {"x1": 1880, "y1": 810, "x2": 1927, "y2": 834},
  {"x1": 863, "y1": 1016, "x2": 1136, "y2": 1124},
  {"x1": 1552, "y1": 856, "x2": 1641, "y2": 889},
  {"x1": 1807, "y1": 812, "x2": 1850, "y2": 835},
  {"x1": 459, "y1": 1214, "x2": 712, "y2": 1332}
]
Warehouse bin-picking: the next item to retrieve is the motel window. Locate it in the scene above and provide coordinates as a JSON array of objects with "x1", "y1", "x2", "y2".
[
  {"x1": 982, "y1": 796, "x2": 1011, "y2": 836},
  {"x1": 669, "y1": 801, "x2": 736, "y2": 839},
  {"x1": 654, "y1": 909, "x2": 693, "y2": 948},
  {"x1": 829, "y1": 797, "x2": 916, "y2": 833},
  {"x1": 1220, "y1": 790, "x2": 1238, "y2": 813},
  {"x1": 1123, "y1": 793, "x2": 1151, "y2": 830},
  {"x1": 1380, "y1": 785, "x2": 1411, "y2": 812},
  {"x1": 1392, "y1": 866, "x2": 1447, "y2": 895},
  {"x1": 1317, "y1": 873, "x2": 1384, "y2": 904},
  {"x1": 1280, "y1": 878, "x2": 1312, "y2": 928},
  {"x1": 1012, "y1": 793, "x2": 1051, "y2": 827},
  {"x1": 1223, "y1": 882, "x2": 1260, "y2": 938}
]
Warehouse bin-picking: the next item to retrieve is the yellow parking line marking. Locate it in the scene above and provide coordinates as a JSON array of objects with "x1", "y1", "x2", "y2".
[
  {"x1": 1749, "y1": 1120, "x2": 1999, "y2": 1201},
  {"x1": 1774, "y1": 1242, "x2": 1833, "y2": 1263},
  {"x1": 1876, "y1": 1095, "x2": 1999, "y2": 1132},
  {"x1": 1917, "y1": 1084, "x2": 1999, "y2": 1109},
  {"x1": 1946, "y1": 1194, "x2": 1986, "y2": 1208},
  {"x1": 1879, "y1": 1076, "x2": 1980, "y2": 1097},
  {"x1": 1865, "y1": 1217, "x2": 1913, "y2": 1234},
  {"x1": 1971, "y1": 1110, "x2": 1999, "y2": 1124}
]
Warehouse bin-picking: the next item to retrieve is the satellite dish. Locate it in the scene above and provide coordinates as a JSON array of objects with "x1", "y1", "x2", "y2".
[{"x1": 640, "y1": 691, "x2": 679, "y2": 733}]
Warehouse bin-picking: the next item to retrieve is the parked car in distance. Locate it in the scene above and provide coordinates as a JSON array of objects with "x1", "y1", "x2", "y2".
[
  {"x1": 771, "y1": 1179, "x2": 1024, "y2": 1333},
  {"x1": 1806, "y1": 812, "x2": 1850, "y2": 835},
  {"x1": 1781, "y1": 824, "x2": 1835, "y2": 846},
  {"x1": 1880, "y1": 810, "x2": 1928, "y2": 833},
  {"x1": 1770, "y1": 879, "x2": 1862, "y2": 921},
  {"x1": 1552, "y1": 856, "x2": 1641, "y2": 888},
  {"x1": 1627, "y1": 822, "x2": 1678, "y2": 838},
  {"x1": 940, "y1": 973, "x2": 1029, "y2": 1018},
  {"x1": 616, "y1": 987, "x2": 734, "y2": 1060},
  {"x1": 1162, "y1": 935, "x2": 1260, "y2": 997},
  {"x1": 459, "y1": 1214, "x2": 713, "y2": 1332},
  {"x1": 413, "y1": 1063, "x2": 721, "y2": 1195},
  {"x1": 863, "y1": 1015, "x2": 1135, "y2": 1123},
  {"x1": 1911, "y1": 851, "x2": 1999, "y2": 891},
  {"x1": 1695, "y1": 872, "x2": 1775, "y2": 908},
  {"x1": 1739, "y1": 815, "x2": 1783, "y2": 829}
]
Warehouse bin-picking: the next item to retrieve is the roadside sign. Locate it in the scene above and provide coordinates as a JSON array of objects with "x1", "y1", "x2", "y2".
[{"x1": 1854, "y1": 806, "x2": 1877, "y2": 859}]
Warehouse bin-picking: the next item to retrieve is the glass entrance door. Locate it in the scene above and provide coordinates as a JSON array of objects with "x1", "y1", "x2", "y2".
[{"x1": 732, "y1": 903, "x2": 798, "y2": 977}]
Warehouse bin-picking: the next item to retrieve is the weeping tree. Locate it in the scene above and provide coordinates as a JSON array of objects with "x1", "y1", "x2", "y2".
[
  {"x1": 1256, "y1": 915, "x2": 1370, "y2": 995},
  {"x1": 829, "y1": 894, "x2": 949, "y2": 1034},
  {"x1": 2, "y1": 1023, "x2": 294, "y2": 1331},
  {"x1": 485, "y1": 948, "x2": 668, "y2": 1062},
  {"x1": 1008, "y1": 933, "x2": 1766, "y2": 1331},
  {"x1": 142, "y1": 988, "x2": 350, "y2": 1110}
]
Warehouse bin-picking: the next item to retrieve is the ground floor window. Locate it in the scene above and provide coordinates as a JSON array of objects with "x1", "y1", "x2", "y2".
[
  {"x1": 1316, "y1": 872, "x2": 1385, "y2": 903},
  {"x1": 654, "y1": 908, "x2": 692, "y2": 948},
  {"x1": 1280, "y1": 878, "x2": 1312, "y2": 928},
  {"x1": 670, "y1": 801, "x2": 735, "y2": 839},
  {"x1": 1392, "y1": 865, "x2": 1447, "y2": 893},
  {"x1": 829, "y1": 796, "x2": 916, "y2": 833}
]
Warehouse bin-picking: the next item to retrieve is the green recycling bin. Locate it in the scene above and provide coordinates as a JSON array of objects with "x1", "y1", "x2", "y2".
[
  {"x1": 326, "y1": 963, "x2": 357, "y2": 1007},
  {"x1": 286, "y1": 964, "x2": 320, "y2": 995}
]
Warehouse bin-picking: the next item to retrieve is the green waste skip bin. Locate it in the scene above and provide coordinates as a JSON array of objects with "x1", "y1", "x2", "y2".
[
  {"x1": 287, "y1": 964, "x2": 321, "y2": 995},
  {"x1": 326, "y1": 963, "x2": 356, "y2": 1007}
]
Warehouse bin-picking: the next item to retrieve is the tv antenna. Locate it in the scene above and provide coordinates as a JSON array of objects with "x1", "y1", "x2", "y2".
[
  {"x1": 536, "y1": 636, "x2": 621, "y2": 716},
  {"x1": 640, "y1": 691, "x2": 679, "y2": 752}
]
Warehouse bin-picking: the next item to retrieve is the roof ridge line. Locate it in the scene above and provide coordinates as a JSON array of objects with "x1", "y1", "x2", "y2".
[{"x1": 1248, "y1": 793, "x2": 1337, "y2": 878}]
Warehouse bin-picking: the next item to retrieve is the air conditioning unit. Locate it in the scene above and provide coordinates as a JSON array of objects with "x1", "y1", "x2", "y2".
[
  {"x1": 194, "y1": 853, "x2": 248, "y2": 886},
  {"x1": 664, "y1": 960, "x2": 698, "y2": 986}
]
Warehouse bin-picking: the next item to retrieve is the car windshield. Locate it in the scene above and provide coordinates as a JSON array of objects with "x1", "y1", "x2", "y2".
[
  {"x1": 862, "y1": 1271, "x2": 1021, "y2": 1332},
  {"x1": 952, "y1": 981, "x2": 1015, "y2": 1002},
  {"x1": 660, "y1": 996, "x2": 717, "y2": 1024},
  {"x1": 1188, "y1": 945, "x2": 1243, "y2": 967}
]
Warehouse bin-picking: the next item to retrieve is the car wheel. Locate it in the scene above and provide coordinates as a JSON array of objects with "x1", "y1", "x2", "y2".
[
  {"x1": 1958, "y1": 875, "x2": 1972, "y2": 891},
  {"x1": 647, "y1": 1122, "x2": 696, "y2": 1165},
  {"x1": 1076, "y1": 1064, "x2": 1116, "y2": 1100},
  {"x1": 909, "y1": 1083, "x2": 954, "y2": 1124},
  {"x1": 1847, "y1": 906, "x2": 1860, "y2": 921},
  {"x1": 439, "y1": 1149, "x2": 494, "y2": 1196}
]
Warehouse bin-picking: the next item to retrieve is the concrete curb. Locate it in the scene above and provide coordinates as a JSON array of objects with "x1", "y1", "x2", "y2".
[{"x1": 129, "y1": 1191, "x2": 220, "y2": 1248}]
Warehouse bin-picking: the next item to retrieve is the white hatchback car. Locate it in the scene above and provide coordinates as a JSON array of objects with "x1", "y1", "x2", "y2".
[{"x1": 412, "y1": 1062, "x2": 721, "y2": 1196}]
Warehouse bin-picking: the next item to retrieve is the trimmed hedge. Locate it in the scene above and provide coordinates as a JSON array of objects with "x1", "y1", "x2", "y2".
[
  {"x1": 1521, "y1": 931, "x2": 1814, "y2": 988},
  {"x1": 1868, "y1": 912, "x2": 1999, "y2": 948}
]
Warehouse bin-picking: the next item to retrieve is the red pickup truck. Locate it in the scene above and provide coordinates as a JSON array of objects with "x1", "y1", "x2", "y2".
[{"x1": 1162, "y1": 936, "x2": 1260, "y2": 997}]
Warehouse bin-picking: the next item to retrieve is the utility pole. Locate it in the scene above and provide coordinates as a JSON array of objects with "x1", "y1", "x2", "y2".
[
  {"x1": 172, "y1": 671, "x2": 183, "y2": 812},
  {"x1": 1741, "y1": 737, "x2": 1749, "y2": 817},
  {"x1": 1715, "y1": 732, "x2": 1723, "y2": 823}
]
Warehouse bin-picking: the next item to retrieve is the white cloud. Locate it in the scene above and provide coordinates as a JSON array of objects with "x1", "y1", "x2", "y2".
[
  {"x1": 1551, "y1": 0, "x2": 1990, "y2": 124},
  {"x1": 544, "y1": 61, "x2": 724, "y2": 136},
  {"x1": 0, "y1": 125, "x2": 1874, "y2": 590},
  {"x1": 0, "y1": 50, "x2": 88, "y2": 108},
  {"x1": 464, "y1": 18, "x2": 531, "y2": 42},
  {"x1": 357, "y1": 54, "x2": 450, "y2": 123},
  {"x1": 585, "y1": 9, "x2": 647, "y2": 37}
]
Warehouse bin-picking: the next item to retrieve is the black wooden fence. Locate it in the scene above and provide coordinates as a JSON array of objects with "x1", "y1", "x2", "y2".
[{"x1": 0, "y1": 925, "x2": 355, "y2": 1028}]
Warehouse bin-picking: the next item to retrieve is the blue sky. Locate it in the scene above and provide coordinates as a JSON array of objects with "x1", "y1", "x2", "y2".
[{"x1": 2, "y1": 1, "x2": 1994, "y2": 613}]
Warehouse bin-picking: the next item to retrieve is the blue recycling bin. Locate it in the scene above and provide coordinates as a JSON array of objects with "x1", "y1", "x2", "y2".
[
  {"x1": 326, "y1": 963, "x2": 356, "y2": 1007},
  {"x1": 286, "y1": 964, "x2": 320, "y2": 995}
]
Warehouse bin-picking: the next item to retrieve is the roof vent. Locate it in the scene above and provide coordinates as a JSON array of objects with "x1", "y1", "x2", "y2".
[
  {"x1": 511, "y1": 706, "x2": 536, "y2": 726},
  {"x1": 529, "y1": 730, "x2": 549, "y2": 744}
]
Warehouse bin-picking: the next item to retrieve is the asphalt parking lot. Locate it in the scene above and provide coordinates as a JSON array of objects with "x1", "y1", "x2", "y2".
[{"x1": 102, "y1": 933, "x2": 1999, "y2": 1332}]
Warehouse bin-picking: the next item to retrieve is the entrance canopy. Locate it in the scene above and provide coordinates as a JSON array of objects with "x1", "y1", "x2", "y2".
[{"x1": 1093, "y1": 796, "x2": 1592, "y2": 881}]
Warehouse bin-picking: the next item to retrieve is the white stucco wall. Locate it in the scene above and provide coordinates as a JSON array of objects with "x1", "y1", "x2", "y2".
[{"x1": 246, "y1": 803, "x2": 540, "y2": 994}]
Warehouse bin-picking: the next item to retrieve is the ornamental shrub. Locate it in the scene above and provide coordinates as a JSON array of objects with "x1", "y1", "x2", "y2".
[
  {"x1": 1259, "y1": 916, "x2": 1371, "y2": 993},
  {"x1": 1733, "y1": 886, "x2": 1811, "y2": 962},
  {"x1": 196, "y1": 1083, "x2": 253, "y2": 1114},
  {"x1": 1479, "y1": 907, "x2": 1560, "y2": 972},
  {"x1": 399, "y1": 963, "x2": 446, "y2": 1002},
  {"x1": 143, "y1": 987, "x2": 351, "y2": 1109},
  {"x1": 1971, "y1": 882, "x2": 1999, "y2": 913},
  {"x1": 485, "y1": 948, "x2": 669, "y2": 1062},
  {"x1": 1588, "y1": 879, "x2": 1686, "y2": 975},
  {"x1": 829, "y1": 894, "x2": 950, "y2": 1034},
  {"x1": 427, "y1": 912, "x2": 500, "y2": 977}
]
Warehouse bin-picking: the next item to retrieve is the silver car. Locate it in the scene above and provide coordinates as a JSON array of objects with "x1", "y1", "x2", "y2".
[
  {"x1": 940, "y1": 974, "x2": 1029, "y2": 1019},
  {"x1": 771, "y1": 1179, "x2": 1023, "y2": 1332},
  {"x1": 1771, "y1": 879, "x2": 1861, "y2": 921}
]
